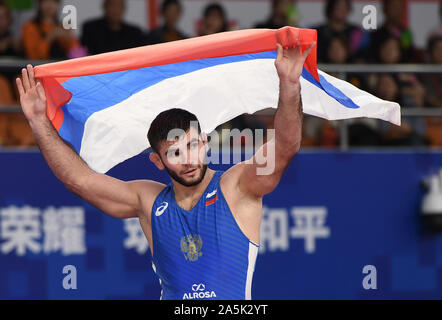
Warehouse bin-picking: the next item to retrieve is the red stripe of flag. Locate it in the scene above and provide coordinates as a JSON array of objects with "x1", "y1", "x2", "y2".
[{"x1": 205, "y1": 195, "x2": 218, "y2": 206}]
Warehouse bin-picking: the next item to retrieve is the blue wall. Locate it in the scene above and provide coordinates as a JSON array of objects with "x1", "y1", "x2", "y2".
[{"x1": 1, "y1": 150, "x2": 442, "y2": 299}]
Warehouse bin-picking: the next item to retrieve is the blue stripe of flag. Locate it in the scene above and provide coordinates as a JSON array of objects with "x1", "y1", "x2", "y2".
[{"x1": 58, "y1": 50, "x2": 360, "y2": 153}]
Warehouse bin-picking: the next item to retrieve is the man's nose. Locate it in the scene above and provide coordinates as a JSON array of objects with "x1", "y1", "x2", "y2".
[{"x1": 187, "y1": 148, "x2": 199, "y2": 165}]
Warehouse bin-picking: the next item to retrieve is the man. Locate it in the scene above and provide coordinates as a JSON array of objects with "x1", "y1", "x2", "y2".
[
  {"x1": 81, "y1": 0, "x2": 144, "y2": 54},
  {"x1": 370, "y1": 0, "x2": 414, "y2": 63},
  {"x1": 312, "y1": 0, "x2": 369, "y2": 63},
  {"x1": 0, "y1": 0, "x2": 19, "y2": 57},
  {"x1": 146, "y1": 0, "x2": 188, "y2": 44},
  {"x1": 16, "y1": 41, "x2": 314, "y2": 299}
]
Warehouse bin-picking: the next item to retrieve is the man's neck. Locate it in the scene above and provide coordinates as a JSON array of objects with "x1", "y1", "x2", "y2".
[
  {"x1": 328, "y1": 19, "x2": 346, "y2": 31},
  {"x1": 271, "y1": 15, "x2": 286, "y2": 28},
  {"x1": 172, "y1": 168, "x2": 215, "y2": 209},
  {"x1": 385, "y1": 21, "x2": 401, "y2": 31},
  {"x1": 164, "y1": 23, "x2": 177, "y2": 32},
  {"x1": 107, "y1": 19, "x2": 122, "y2": 31}
]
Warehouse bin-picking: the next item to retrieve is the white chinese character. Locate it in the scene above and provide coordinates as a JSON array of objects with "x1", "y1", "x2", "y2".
[
  {"x1": 42, "y1": 206, "x2": 86, "y2": 255},
  {"x1": 123, "y1": 218, "x2": 148, "y2": 254},
  {"x1": 290, "y1": 207, "x2": 330, "y2": 254},
  {"x1": 42, "y1": 207, "x2": 61, "y2": 253},
  {"x1": 1, "y1": 206, "x2": 41, "y2": 256},
  {"x1": 259, "y1": 206, "x2": 289, "y2": 254}
]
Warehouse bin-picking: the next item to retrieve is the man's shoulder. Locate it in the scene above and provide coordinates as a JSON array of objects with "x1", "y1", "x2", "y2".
[
  {"x1": 121, "y1": 22, "x2": 143, "y2": 34},
  {"x1": 131, "y1": 179, "x2": 167, "y2": 218},
  {"x1": 219, "y1": 163, "x2": 249, "y2": 197},
  {"x1": 131, "y1": 179, "x2": 167, "y2": 201},
  {"x1": 82, "y1": 18, "x2": 107, "y2": 29}
]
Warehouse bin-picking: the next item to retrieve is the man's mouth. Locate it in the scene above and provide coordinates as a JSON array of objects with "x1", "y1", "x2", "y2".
[{"x1": 183, "y1": 168, "x2": 198, "y2": 176}]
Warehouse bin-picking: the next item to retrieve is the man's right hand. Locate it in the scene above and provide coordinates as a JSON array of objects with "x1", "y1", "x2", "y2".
[{"x1": 16, "y1": 65, "x2": 47, "y2": 124}]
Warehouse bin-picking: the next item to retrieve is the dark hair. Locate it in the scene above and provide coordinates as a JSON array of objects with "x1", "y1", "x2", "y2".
[
  {"x1": 382, "y1": 0, "x2": 405, "y2": 13},
  {"x1": 34, "y1": 0, "x2": 61, "y2": 25},
  {"x1": 0, "y1": 0, "x2": 11, "y2": 18},
  {"x1": 325, "y1": 0, "x2": 352, "y2": 19},
  {"x1": 379, "y1": 35, "x2": 401, "y2": 49},
  {"x1": 103, "y1": 0, "x2": 126, "y2": 7},
  {"x1": 272, "y1": 0, "x2": 286, "y2": 8},
  {"x1": 147, "y1": 108, "x2": 201, "y2": 153},
  {"x1": 203, "y1": 3, "x2": 228, "y2": 32},
  {"x1": 161, "y1": 0, "x2": 181, "y2": 14},
  {"x1": 329, "y1": 35, "x2": 349, "y2": 51},
  {"x1": 377, "y1": 35, "x2": 401, "y2": 62}
]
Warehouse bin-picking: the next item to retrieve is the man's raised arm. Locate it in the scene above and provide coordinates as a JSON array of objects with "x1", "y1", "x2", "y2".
[
  {"x1": 16, "y1": 65, "x2": 163, "y2": 219},
  {"x1": 238, "y1": 41, "x2": 315, "y2": 198}
]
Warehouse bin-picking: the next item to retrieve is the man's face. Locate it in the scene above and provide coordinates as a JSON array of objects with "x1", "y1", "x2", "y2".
[
  {"x1": 385, "y1": 0, "x2": 403, "y2": 26},
  {"x1": 0, "y1": 7, "x2": 10, "y2": 33},
  {"x1": 273, "y1": 0, "x2": 292, "y2": 18},
  {"x1": 157, "y1": 126, "x2": 208, "y2": 187},
  {"x1": 163, "y1": 3, "x2": 181, "y2": 27},
  {"x1": 105, "y1": 0, "x2": 125, "y2": 24},
  {"x1": 331, "y1": 0, "x2": 350, "y2": 23},
  {"x1": 39, "y1": 0, "x2": 59, "y2": 18}
]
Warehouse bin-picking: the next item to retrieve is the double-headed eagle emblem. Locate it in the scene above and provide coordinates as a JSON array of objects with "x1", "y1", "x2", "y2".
[{"x1": 180, "y1": 234, "x2": 203, "y2": 262}]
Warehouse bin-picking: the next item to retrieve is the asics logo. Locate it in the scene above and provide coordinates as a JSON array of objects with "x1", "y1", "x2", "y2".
[{"x1": 155, "y1": 202, "x2": 168, "y2": 216}]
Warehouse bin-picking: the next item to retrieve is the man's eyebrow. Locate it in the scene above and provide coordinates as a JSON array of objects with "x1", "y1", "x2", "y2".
[
  {"x1": 188, "y1": 138, "x2": 199, "y2": 145},
  {"x1": 165, "y1": 137, "x2": 200, "y2": 155},
  {"x1": 165, "y1": 147, "x2": 176, "y2": 156}
]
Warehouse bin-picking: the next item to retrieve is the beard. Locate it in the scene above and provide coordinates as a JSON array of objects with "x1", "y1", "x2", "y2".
[{"x1": 164, "y1": 163, "x2": 208, "y2": 187}]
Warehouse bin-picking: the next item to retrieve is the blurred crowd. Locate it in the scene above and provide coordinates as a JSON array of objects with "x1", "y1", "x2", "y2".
[{"x1": 0, "y1": 0, "x2": 441, "y2": 148}]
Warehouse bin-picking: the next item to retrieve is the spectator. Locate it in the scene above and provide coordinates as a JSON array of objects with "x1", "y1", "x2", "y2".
[
  {"x1": 198, "y1": 3, "x2": 229, "y2": 36},
  {"x1": 325, "y1": 35, "x2": 367, "y2": 89},
  {"x1": 0, "y1": 112, "x2": 36, "y2": 147},
  {"x1": 0, "y1": 0, "x2": 19, "y2": 107},
  {"x1": 0, "y1": 0, "x2": 20, "y2": 57},
  {"x1": 370, "y1": 0, "x2": 414, "y2": 63},
  {"x1": 0, "y1": 74, "x2": 14, "y2": 105},
  {"x1": 313, "y1": 0, "x2": 369, "y2": 63},
  {"x1": 376, "y1": 35, "x2": 427, "y2": 113},
  {"x1": 376, "y1": 36, "x2": 402, "y2": 63},
  {"x1": 377, "y1": 75, "x2": 428, "y2": 146},
  {"x1": 420, "y1": 35, "x2": 442, "y2": 108},
  {"x1": 254, "y1": 0, "x2": 298, "y2": 29},
  {"x1": 326, "y1": 35, "x2": 349, "y2": 64},
  {"x1": 302, "y1": 116, "x2": 340, "y2": 148},
  {"x1": 21, "y1": 0, "x2": 80, "y2": 60},
  {"x1": 320, "y1": 35, "x2": 374, "y2": 147},
  {"x1": 146, "y1": 0, "x2": 188, "y2": 44},
  {"x1": 81, "y1": 0, "x2": 144, "y2": 55},
  {"x1": 372, "y1": 33, "x2": 428, "y2": 146},
  {"x1": 420, "y1": 34, "x2": 442, "y2": 146}
]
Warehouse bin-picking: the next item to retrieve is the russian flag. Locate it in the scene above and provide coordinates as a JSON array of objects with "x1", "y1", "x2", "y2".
[
  {"x1": 205, "y1": 189, "x2": 218, "y2": 206},
  {"x1": 34, "y1": 26, "x2": 400, "y2": 174}
]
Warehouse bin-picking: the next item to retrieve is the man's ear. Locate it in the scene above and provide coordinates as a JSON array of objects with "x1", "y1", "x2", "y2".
[{"x1": 149, "y1": 152, "x2": 165, "y2": 170}]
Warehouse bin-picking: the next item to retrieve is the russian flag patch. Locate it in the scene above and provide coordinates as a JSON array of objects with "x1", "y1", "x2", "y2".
[{"x1": 205, "y1": 189, "x2": 218, "y2": 206}]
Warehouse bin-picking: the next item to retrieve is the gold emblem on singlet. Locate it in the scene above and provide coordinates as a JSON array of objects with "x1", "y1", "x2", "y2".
[{"x1": 180, "y1": 234, "x2": 203, "y2": 262}]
